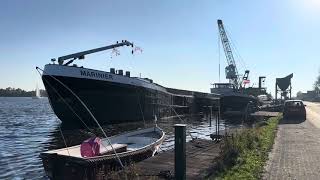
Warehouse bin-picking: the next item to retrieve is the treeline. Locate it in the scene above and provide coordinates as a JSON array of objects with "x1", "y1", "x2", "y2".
[
  {"x1": 0, "y1": 87, "x2": 47, "y2": 97},
  {"x1": 315, "y1": 71, "x2": 320, "y2": 92}
]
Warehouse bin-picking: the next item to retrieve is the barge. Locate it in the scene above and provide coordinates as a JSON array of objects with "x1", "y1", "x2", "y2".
[
  {"x1": 41, "y1": 40, "x2": 219, "y2": 126},
  {"x1": 211, "y1": 83, "x2": 257, "y2": 117}
]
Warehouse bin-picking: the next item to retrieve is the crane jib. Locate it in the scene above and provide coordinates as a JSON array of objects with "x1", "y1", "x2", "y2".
[
  {"x1": 217, "y1": 19, "x2": 249, "y2": 89},
  {"x1": 217, "y1": 19, "x2": 238, "y2": 87},
  {"x1": 54, "y1": 40, "x2": 134, "y2": 65}
]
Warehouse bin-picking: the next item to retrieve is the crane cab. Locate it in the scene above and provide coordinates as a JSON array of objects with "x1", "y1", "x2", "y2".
[{"x1": 225, "y1": 64, "x2": 237, "y2": 80}]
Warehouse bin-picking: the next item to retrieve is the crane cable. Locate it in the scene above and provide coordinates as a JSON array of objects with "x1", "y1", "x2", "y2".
[
  {"x1": 169, "y1": 106, "x2": 195, "y2": 140},
  {"x1": 224, "y1": 26, "x2": 247, "y2": 71},
  {"x1": 218, "y1": 29, "x2": 221, "y2": 83},
  {"x1": 37, "y1": 69, "x2": 95, "y2": 134}
]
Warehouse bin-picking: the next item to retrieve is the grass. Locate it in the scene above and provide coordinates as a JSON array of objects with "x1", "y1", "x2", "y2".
[{"x1": 210, "y1": 116, "x2": 281, "y2": 180}]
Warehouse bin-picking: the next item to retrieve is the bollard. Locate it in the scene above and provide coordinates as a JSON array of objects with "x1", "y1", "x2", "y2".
[{"x1": 174, "y1": 124, "x2": 186, "y2": 180}]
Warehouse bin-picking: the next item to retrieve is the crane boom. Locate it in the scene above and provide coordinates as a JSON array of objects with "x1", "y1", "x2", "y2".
[
  {"x1": 55, "y1": 40, "x2": 134, "y2": 65},
  {"x1": 217, "y1": 19, "x2": 239, "y2": 87}
]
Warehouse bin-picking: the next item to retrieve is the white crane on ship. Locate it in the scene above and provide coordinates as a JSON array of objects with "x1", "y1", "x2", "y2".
[{"x1": 217, "y1": 19, "x2": 249, "y2": 89}]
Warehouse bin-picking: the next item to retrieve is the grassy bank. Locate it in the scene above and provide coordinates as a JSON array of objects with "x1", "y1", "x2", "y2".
[{"x1": 210, "y1": 116, "x2": 281, "y2": 180}]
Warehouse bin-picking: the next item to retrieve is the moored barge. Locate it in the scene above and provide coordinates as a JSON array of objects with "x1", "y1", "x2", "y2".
[{"x1": 41, "y1": 41, "x2": 219, "y2": 126}]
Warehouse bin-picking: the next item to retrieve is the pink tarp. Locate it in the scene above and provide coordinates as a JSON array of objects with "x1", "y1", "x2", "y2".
[{"x1": 80, "y1": 137, "x2": 101, "y2": 157}]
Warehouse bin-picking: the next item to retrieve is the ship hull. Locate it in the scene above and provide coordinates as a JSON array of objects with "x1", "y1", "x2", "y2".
[
  {"x1": 217, "y1": 93, "x2": 258, "y2": 120},
  {"x1": 42, "y1": 64, "x2": 198, "y2": 126},
  {"x1": 43, "y1": 75, "x2": 152, "y2": 125},
  {"x1": 220, "y1": 95, "x2": 257, "y2": 115},
  {"x1": 211, "y1": 85, "x2": 258, "y2": 118}
]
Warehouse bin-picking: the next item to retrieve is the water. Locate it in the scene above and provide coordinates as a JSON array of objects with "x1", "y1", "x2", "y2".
[{"x1": 0, "y1": 97, "x2": 229, "y2": 179}]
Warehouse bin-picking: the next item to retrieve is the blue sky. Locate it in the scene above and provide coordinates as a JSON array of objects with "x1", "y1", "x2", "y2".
[{"x1": 1, "y1": 0, "x2": 319, "y2": 95}]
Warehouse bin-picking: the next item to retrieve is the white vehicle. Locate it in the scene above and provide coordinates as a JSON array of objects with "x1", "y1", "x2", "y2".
[{"x1": 257, "y1": 94, "x2": 268, "y2": 101}]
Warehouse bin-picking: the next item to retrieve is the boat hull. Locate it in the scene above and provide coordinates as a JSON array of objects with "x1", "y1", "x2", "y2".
[
  {"x1": 40, "y1": 127, "x2": 165, "y2": 180},
  {"x1": 210, "y1": 85, "x2": 258, "y2": 118},
  {"x1": 220, "y1": 95, "x2": 257, "y2": 118},
  {"x1": 42, "y1": 64, "x2": 218, "y2": 126},
  {"x1": 40, "y1": 146, "x2": 158, "y2": 180},
  {"x1": 43, "y1": 75, "x2": 157, "y2": 125}
]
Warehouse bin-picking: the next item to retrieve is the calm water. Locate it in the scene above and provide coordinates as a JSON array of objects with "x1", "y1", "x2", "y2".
[{"x1": 0, "y1": 97, "x2": 228, "y2": 179}]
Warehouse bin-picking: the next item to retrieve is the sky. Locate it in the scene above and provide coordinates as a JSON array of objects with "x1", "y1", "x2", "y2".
[{"x1": 1, "y1": 0, "x2": 320, "y2": 96}]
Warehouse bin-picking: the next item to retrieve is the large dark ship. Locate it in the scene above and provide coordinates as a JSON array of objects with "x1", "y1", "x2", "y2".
[
  {"x1": 211, "y1": 20, "x2": 258, "y2": 117},
  {"x1": 41, "y1": 40, "x2": 218, "y2": 126},
  {"x1": 211, "y1": 83, "x2": 257, "y2": 117}
]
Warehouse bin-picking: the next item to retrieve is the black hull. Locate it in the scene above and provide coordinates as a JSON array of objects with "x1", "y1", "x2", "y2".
[
  {"x1": 220, "y1": 95, "x2": 258, "y2": 117},
  {"x1": 41, "y1": 64, "x2": 219, "y2": 126},
  {"x1": 42, "y1": 75, "x2": 193, "y2": 126}
]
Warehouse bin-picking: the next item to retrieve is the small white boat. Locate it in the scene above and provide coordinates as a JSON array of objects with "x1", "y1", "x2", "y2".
[
  {"x1": 40, "y1": 126, "x2": 165, "y2": 179},
  {"x1": 32, "y1": 84, "x2": 41, "y2": 99}
]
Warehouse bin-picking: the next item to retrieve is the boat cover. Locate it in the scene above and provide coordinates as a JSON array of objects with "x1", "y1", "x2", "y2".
[{"x1": 80, "y1": 137, "x2": 101, "y2": 157}]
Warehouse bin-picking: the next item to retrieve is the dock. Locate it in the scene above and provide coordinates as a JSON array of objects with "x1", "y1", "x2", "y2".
[
  {"x1": 250, "y1": 111, "x2": 280, "y2": 118},
  {"x1": 131, "y1": 139, "x2": 222, "y2": 179}
]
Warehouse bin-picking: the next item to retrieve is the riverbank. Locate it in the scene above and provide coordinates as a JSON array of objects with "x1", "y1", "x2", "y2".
[
  {"x1": 0, "y1": 87, "x2": 47, "y2": 97},
  {"x1": 210, "y1": 116, "x2": 280, "y2": 179}
]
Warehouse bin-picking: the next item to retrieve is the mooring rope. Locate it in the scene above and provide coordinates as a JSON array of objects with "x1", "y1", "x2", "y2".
[
  {"x1": 37, "y1": 69, "x2": 94, "y2": 134},
  {"x1": 135, "y1": 88, "x2": 146, "y2": 127},
  {"x1": 169, "y1": 105, "x2": 195, "y2": 140},
  {"x1": 218, "y1": 29, "x2": 221, "y2": 83},
  {"x1": 58, "y1": 126, "x2": 71, "y2": 156},
  {"x1": 36, "y1": 67, "x2": 124, "y2": 168}
]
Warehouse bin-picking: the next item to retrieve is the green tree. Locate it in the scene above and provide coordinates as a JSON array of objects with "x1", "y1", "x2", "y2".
[
  {"x1": 296, "y1": 91, "x2": 302, "y2": 98},
  {"x1": 315, "y1": 71, "x2": 320, "y2": 93}
]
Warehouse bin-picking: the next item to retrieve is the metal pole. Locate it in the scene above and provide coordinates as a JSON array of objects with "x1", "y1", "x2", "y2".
[
  {"x1": 275, "y1": 82, "x2": 278, "y2": 104},
  {"x1": 218, "y1": 101, "x2": 221, "y2": 135},
  {"x1": 290, "y1": 84, "x2": 292, "y2": 99},
  {"x1": 175, "y1": 124, "x2": 186, "y2": 180},
  {"x1": 216, "y1": 112, "x2": 218, "y2": 136},
  {"x1": 209, "y1": 106, "x2": 212, "y2": 127}
]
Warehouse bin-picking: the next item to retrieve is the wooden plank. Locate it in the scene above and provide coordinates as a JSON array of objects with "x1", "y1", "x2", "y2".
[{"x1": 129, "y1": 139, "x2": 222, "y2": 179}]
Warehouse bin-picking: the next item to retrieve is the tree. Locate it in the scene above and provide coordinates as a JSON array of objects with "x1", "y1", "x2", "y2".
[
  {"x1": 314, "y1": 70, "x2": 320, "y2": 93},
  {"x1": 296, "y1": 91, "x2": 302, "y2": 98},
  {"x1": 0, "y1": 87, "x2": 47, "y2": 97}
]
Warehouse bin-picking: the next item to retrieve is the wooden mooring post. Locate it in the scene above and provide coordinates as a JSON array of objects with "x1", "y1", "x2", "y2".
[
  {"x1": 203, "y1": 106, "x2": 213, "y2": 127},
  {"x1": 174, "y1": 124, "x2": 186, "y2": 180},
  {"x1": 209, "y1": 106, "x2": 212, "y2": 127}
]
